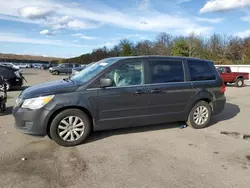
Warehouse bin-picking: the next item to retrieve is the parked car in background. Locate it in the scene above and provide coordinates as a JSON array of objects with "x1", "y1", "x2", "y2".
[
  {"x1": 71, "y1": 65, "x2": 87, "y2": 76},
  {"x1": 49, "y1": 63, "x2": 80, "y2": 75},
  {"x1": 33, "y1": 64, "x2": 42, "y2": 69},
  {"x1": 13, "y1": 56, "x2": 226, "y2": 146},
  {"x1": 48, "y1": 64, "x2": 58, "y2": 69},
  {"x1": 0, "y1": 65, "x2": 23, "y2": 91},
  {"x1": 216, "y1": 66, "x2": 249, "y2": 87},
  {"x1": 1, "y1": 62, "x2": 20, "y2": 70},
  {"x1": 41, "y1": 64, "x2": 49, "y2": 70},
  {"x1": 15, "y1": 63, "x2": 30, "y2": 68}
]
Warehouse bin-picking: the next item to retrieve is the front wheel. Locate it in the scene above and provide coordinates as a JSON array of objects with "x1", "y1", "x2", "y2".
[
  {"x1": 235, "y1": 78, "x2": 244, "y2": 87},
  {"x1": 49, "y1": 109, "x2": 92, "y2": 147},
  {"x1": 52, "y1": 71, "x2": 59, "y2": 75},
  {"x1": 186, "y1": 101, "x2": 212, "y2": 129}
]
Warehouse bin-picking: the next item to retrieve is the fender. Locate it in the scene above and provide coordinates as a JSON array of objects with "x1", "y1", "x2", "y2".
[
  {"x1": 184, "y1": 89, "x2": 214, "y2": 117},
  {"x1": 234, "y1": 75, "x2": 244, "y2": 82}
]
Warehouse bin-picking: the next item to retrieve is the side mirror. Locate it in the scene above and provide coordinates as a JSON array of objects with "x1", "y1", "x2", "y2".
[{"x1": 100, "y1": 78, "x2": 113, "y2": 88}]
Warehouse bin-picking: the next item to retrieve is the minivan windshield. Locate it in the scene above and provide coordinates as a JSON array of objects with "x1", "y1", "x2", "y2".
[{"x1": 71, "y1": 58, "x2": 119, "y2": 83}]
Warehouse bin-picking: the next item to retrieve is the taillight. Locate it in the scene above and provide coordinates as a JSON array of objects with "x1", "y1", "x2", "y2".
[
  {"x1": 14, "y1": 71, "x2": 21, "y2": 78},
  {"x1": 221, "y1": 83, "x2": 226, "y2": 93}
]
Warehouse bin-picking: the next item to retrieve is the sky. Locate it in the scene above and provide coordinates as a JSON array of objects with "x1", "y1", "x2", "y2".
[{"x1": 1, "y1": 0, "x2": 250, "y2": 58}]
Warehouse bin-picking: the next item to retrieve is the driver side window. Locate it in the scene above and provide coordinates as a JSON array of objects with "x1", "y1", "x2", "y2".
[{"x1": 105, "y1": 61, "x2": 143, "y2": 87}]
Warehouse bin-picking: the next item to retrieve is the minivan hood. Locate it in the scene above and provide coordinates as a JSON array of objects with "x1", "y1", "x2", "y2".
[{"x1": 19, "y1": 79, "x2": 78, "y2": 99}]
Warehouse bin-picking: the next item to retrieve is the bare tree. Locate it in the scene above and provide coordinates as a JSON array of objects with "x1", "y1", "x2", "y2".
[{"x1": 135, "y1": 40, "x2": 153, "y2": 55}]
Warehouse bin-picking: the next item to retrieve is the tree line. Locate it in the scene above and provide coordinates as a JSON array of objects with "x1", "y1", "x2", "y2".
[{"x1": 60, "y1": 33, "x2": 250, "y2": 65}]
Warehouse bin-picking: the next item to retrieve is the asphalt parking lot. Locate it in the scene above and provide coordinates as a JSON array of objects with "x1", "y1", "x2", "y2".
[{"x1": 0, "y1": 69, "x2": 250, "y2": 188}]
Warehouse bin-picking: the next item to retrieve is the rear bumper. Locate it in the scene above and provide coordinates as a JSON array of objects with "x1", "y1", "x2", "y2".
[
  {"x1": 212, "y1": 96, "x2": 226, "y2": 115},
  {"x1": 10, "y1": 77, "x2": 23, "y2": 87}
]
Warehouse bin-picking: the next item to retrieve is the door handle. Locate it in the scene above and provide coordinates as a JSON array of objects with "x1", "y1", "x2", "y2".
[
  {"x1": 134, "y1": 90, "x2": 144, "y2": 95},
  {"x1": 151, "y1": 89, "x2": 162, "y2": 93}
]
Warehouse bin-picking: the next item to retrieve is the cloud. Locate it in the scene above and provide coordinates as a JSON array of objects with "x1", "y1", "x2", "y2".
[
  {"x1": 0, "y1": 32, "x2": 91, "y2": 48},
  {"x1": 235, "y1": 30, "x2": 250, "y2": 38},
  {"x1": 180, "y1": 27, "x2": 213, "y2": 35},
  {"x1": 0, "y1": 1, "x2": 98, "y2": 30},
  {"x1": 57, "y1": 3, "x2": 213, "y2": 34},
  {"x1": 177, "y1": 0, "x2": 192, "y2": 4},
  {"x1": 195, "y1": 17, "x2": 224, "y2": 23},
  {"x1": 0, "y1": 0, "x2": 213, "y2": 35},
  {"x1": 0, "y1": 14, "x2": 37, "y2": 24},
  {"x1": 240, "y1": 8, "x2": 250, "y2": 22},
  {"x1": 200, "y1": 0, "x2": 250, "y2": 13},
  {"x1": 122, "y1": 34, "x2": 148, "y2": 40},
  {"x1": 40, "y1": 29, "x2": 55, "y2": 36},
  {"x1": 101, "y1": 41, "x2": 118, "y2": 47},
  {"x1": 72, "y1": 33, "x2": 97, "y2": 40},
  {"x1": 138, "y1": 0, "x2": 150, "y2": 10},
  {"x1": 19, "y1": 6, "x2": 55, "y2": 19}
]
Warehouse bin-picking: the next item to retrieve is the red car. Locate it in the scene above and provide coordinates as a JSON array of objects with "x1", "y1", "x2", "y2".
[{"x1": 216, "y1": 66, "x2": 249, "y2": 87}]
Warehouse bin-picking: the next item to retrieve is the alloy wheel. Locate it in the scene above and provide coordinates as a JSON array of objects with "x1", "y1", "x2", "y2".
[
  {"x1": 193, "y1": 106, "x2": 209, "y2": 125},
  {"x1": 57, "y1": 116, "x2": 85, "y2": 142}
]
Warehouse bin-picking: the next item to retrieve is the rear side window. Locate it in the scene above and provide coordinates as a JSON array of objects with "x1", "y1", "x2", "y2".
[
  {"x1": 188, "y1": 60, "x2": 216, "y2": 81},
  {"x1": 149, "y1": 60, "x2": 184, "y2": 84}
]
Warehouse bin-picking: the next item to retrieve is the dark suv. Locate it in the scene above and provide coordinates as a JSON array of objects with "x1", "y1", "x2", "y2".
[
  {"x1": 0, "y1": 65, "x2": 23, "y2": 91},
  {"x1": 13, "y1": 56, "x2": 226, "y2": 146}
]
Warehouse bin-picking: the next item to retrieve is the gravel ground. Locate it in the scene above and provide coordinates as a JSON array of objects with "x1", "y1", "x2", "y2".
[{"x1": 0, "y1": 69, "x2": 249, "y2": 188}]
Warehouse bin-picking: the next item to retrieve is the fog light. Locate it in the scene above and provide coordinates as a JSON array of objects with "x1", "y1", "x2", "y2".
[{"x1": 24, "y1": 121, "x2": 33, "y2": 130}]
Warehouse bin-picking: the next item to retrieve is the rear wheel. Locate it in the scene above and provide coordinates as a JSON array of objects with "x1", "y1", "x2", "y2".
[
  {"x1": 0, "y1": 82, "x2": 10, "y2": 91},
  {"x1": 49, "y1": 109, "x2": 91, "y2": 147},
  {"x1": 186, "y1": 101, "x2": 212, "y2": 129},
  {"x1": 235, "y1": 78, "x2": 244, "y2": 87}
]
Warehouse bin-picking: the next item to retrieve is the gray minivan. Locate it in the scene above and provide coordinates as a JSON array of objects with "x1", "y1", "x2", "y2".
[{"x1": 13, "y1": 56, "x2": 226, "y2": 146}]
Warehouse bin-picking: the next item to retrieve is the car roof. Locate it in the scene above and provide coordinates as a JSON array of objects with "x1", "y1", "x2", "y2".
[{"x1": 103, "y1": 56, "x2": 213, "y2": 63}]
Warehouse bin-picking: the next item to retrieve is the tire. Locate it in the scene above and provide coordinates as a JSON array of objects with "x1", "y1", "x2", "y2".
[
  {"x1": 0, "y1": 82, "x2": 11, "y2": 91},
  {"x1": 235, "y1": 78, "x2": 244, "y2": 87},
  {"x1": 186, "y1": 101, "x2": 212, "y2": 129},
  {"x1": 49, "y1": 109, "x2": 91, "y2": 147},
  {"x1": 47, "y1": 132, "x2": 53, "y2": 140},
  {"x1": 224, "y1": 82, "x2": 227, "y2": 86},
  {"x1": 52, "y1": 71, "x2": 59, "y2": 75}
]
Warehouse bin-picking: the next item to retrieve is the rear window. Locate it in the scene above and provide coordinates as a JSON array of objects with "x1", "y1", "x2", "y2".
[
  {"x1": 0, "y1": 66, "x2": 10, "y2": 73},
  {"x1": 149, "y1": 60, "x2": 184, "y2": 84},
  {"x1": 188, "y1": 60, "x2": 216, "y2": 81}
]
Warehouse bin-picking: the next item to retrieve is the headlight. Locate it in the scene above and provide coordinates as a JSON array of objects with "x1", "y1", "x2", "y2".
[{"x1": 21, "y1": 95, "x2": 54, "y2": 110}]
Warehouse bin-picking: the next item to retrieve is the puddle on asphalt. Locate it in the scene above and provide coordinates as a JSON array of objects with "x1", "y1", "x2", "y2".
[
  {"x1": 246, "y1": 155, "x2": 250, "y2": 161},
  {"x1": 220, "y1": 131, "x2": 250, "y2": 140},
  {"x1": 0, "y1": 140, "x2": 87, "y2": 188}
]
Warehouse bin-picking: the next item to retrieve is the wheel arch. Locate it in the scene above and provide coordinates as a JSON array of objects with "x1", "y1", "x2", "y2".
[
  {"x1": 235, "y1": 75, "x2": 244, "y2": 82},
  {"x1": 185, "y1": 90, "x2": 214, "y2": 118},
  {"x1": 46, "y1": 106, "x2": 94, "y2": 135}
]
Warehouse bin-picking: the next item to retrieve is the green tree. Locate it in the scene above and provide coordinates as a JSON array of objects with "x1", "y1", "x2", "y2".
[
  {"x1": 119, "y1": 39, "x2": 133, "y2": 56},
  {"x1": 172, "y1": 38, "x2": 189, "y2": 57}
]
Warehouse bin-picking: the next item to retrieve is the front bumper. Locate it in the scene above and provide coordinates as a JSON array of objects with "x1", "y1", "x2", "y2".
[{"x1": 13, "y1": 106, "x2": 51, "y2": 136}]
